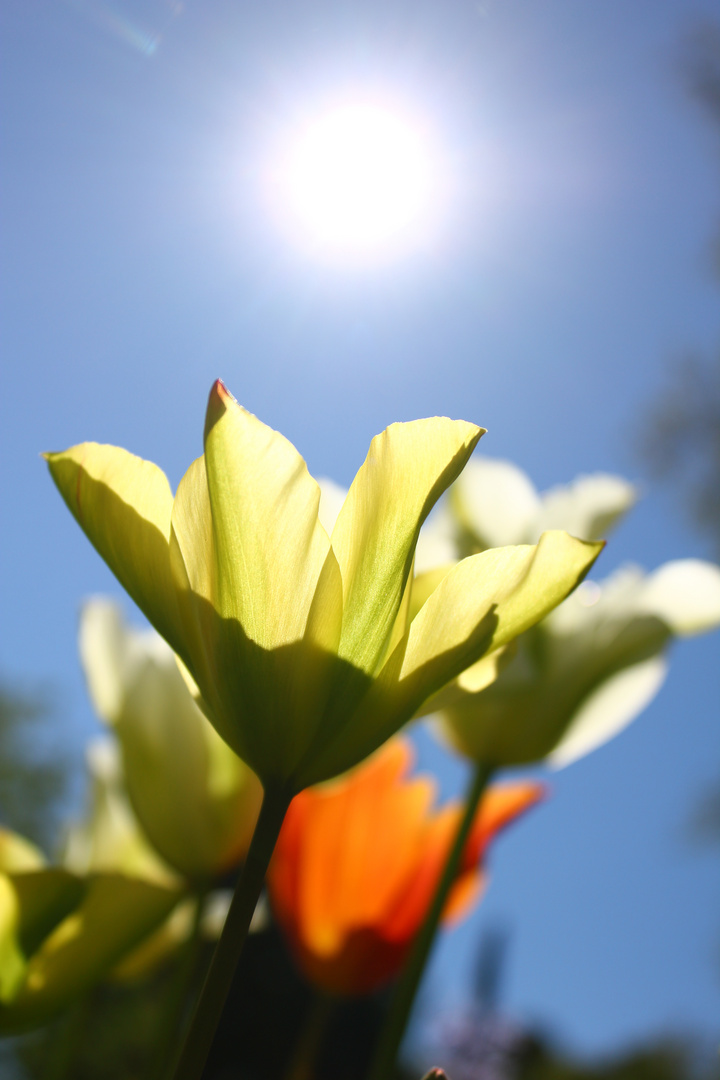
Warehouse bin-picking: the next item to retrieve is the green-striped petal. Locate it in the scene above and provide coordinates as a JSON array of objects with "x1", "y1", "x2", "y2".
[
  {"x1": 201, "y1": 382, "x2": 345, "y2": 784},
  {"x1": 331, "y1": 418, "x2": 484, "y2": 674},
  {"x1": 203, "y1": 381, "x2": 331, "y2": 648}
]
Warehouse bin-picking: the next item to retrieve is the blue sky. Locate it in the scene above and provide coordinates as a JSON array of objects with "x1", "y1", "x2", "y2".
[{"x1": 1, "y1": 0, "x2": 719, "y2": 1064}]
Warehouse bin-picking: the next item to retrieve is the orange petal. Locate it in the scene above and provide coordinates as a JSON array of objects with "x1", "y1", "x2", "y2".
[
  {"x1": 443, "y1": 869, "x2": 487, "y2": 925},
  {"x1": 462, "y1": 781, "x2": 547, "y2": 872},
  {"x1": 297, "y1": 740, "x2": 434, "y2": 954},
  {"x1": 382, "y1": 804, "x2": 460, "y2": 942}
]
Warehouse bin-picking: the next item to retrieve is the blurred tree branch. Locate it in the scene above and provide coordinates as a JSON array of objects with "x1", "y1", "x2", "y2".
[
  {"x1": 637, "y1": 353, "x2": 720, "y2": 558},
  {"x1": 0, "y1": 682, "x2": 68, "y2": 854},
  {"x1": 637, "y1": 24, "x2": 720, "y2": 558}
]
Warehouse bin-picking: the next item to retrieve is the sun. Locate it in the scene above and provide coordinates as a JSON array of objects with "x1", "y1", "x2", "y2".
[{"x1": 270, "y1": 101, "x2": 439, "y2": 261}]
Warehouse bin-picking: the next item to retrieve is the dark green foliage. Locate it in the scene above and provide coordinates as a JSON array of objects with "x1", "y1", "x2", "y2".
[
  {"x1": 0, "y1": 683, "x2": 68, "y2": 854},
  {"x1": 4, "y1": 925, "x2": 414, "y2": 1080},
  {"x1": 519, "y1": 1037, "x2": 716, "y2": 1080}
]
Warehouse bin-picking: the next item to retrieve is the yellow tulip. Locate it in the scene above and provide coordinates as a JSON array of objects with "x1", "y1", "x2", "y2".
[{"x1": 46, "y1": 381, "x2": 602, "y2": 796}]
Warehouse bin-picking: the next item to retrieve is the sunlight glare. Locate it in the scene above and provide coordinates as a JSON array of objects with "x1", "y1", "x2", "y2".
[{"x1": 273, "y1": 102, "x2": 439, "y2": 261}]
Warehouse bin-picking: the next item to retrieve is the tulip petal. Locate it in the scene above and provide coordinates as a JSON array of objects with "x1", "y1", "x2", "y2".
[
  {"x1": 414, "y1": 503, "x2": 458, "y2": 573},
  {"x1": 169, "y1": 455, "x2": 271, "y2": 771},
  {"x1": 200, "y1": 384, "x2": 348, "y2": 783},
  {"x1": 169, "y1": 455, "x2": 219, "y2": 702},
  {"x1": 535, "y1": 473, "x2": 637, "y2": 541},
  {"x1": 117, "y1": 654, "x2": 262, "y2": 879},
  {"x1": 0, "y1": 877, "x2": 25, "y2": 1004},
  {"x1": 409, "y1": 565, "x2": 455, "y2": 624},
  {"x1": 203, "y1": 381, "x2": 331, "y2": 649},
  {"x1": 63, "y1": 740, "x2": 179, "y2": 887},
  {"x1": 10, "y1": 871, "x2": 86, "y2": 961},
  {"x1": 297, "y1": 746, "x2": 434, "y2": 955},
  {"x1": 547, "y1": 655, "x2": 669, "y2": 768},
  {"x1": 450, "y1": 458, "x2": 540, "y2": 549},
  {"x1": 79, "y1": 599, "x2": 128, "y2": 723},
  {"x1": 0, "y1": 874, "x2": 181, "y2": 1032},
  {"x1": 412, "y1": 646, "x2": 513, "y2": 720},
  {"x1": 45, "y1": 445, "x2": 185, "y2": 658},
  {"x1": 331, "y1": 418, "x2": 484, "y2": 675},
  {"x1": 0, "y1": 832, "x2": 46, "y2": 873},
  {"x1": 391, "y1": 534, "x2": 597, "y2": 718},
  {"x1": 382, "y1": 804, "x2": 459, "y2": 941},
  {"x1": 300, "y1": 533, "x2": 602, "y2": 785},
  {"x1": 638, "y1": 559, "x2": 720, "y2": 636},
  {"x1": 444, "y1": 780, "x2": 545, "y2": 923}
]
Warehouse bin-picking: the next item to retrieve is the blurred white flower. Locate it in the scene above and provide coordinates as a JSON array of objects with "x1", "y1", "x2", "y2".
[
  {"x1": 438, "y1": 555, "x2": 720, "y2": 768},
  {"x1": 428, "y1": 457, "x2": 720, "y2": 767},
  {"x1": 449, "y1": 457, "x2": 637, "y2": 549}
]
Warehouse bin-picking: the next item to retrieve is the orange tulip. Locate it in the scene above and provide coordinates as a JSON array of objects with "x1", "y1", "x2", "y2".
[{"x1": 267, "y1": 739, "x2": 544, "y2": 995}]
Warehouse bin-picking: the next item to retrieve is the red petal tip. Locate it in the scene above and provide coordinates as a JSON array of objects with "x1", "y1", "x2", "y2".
[
  {"x1": 210, "y1": 378, "x2": 234, "y2": 403},
  {"x1": 205, "y1": 379, "x2": 236, "y2": 440}
]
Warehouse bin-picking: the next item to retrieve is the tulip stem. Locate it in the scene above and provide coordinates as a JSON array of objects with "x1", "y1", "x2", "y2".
[
  {"x1": 170, "y1": 785, "x2": 292, "y2": 1080},
  {"x1": 368, "y1": 761, "x2": 495, "y2": 1080}
]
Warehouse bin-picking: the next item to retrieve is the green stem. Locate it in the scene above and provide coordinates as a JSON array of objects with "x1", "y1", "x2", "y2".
[
  {"x1": 368, "y1": 762, "x2": 494, "y2": 1080},
  {"x1": 170, "y1": 785, "x2": 292, "y2": 1080}
]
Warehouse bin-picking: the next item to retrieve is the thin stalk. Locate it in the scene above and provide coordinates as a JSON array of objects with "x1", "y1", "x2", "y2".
[
  {"x1": 368, "y1": 762, "x2": 495, "y2": 1080},
  {"x1": 170, "y1": 785, "x2": 292, "y2": 1080}
]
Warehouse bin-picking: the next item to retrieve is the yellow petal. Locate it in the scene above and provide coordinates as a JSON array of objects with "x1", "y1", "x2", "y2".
[
  {"x1": 400, "y1": 532, "x2": 603, "y2": 699},
  {"x1": 169, "y1": 455, "x2": 218, "y2": 698},
  {"x1": 117, "y1": 656, "x2": 262, "y2": 879},
  {"x1": 413, "y1": 644, "x2": 516, "y2": 719},
  {"x1": 0, "y1": 832, "x2": 46, "y2": 874},
  {"x1": 408, "y1": 564, "x2": 455, "y2": 623},
  {"x1": 199, "y1": 382, "x2": 347, "y2": 784},
  {"x1": 45, "y1": 444, "x2": 185, "y2": 658},
  {"x1": 331, "y1": 418, "x2": 484, "y2": 674},
  {"x1": 203, "y1": 381, "x2": 331, "y2": 649},
  {"x1": 0, "y1": 876, "x2": 24, "y2": 1004},
  {"x1": 384, "y1": 555, "x2": 416, "y2": 661},
  {"x1": 298, "y1": 533, "x2": 601, "y2": 785}
]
